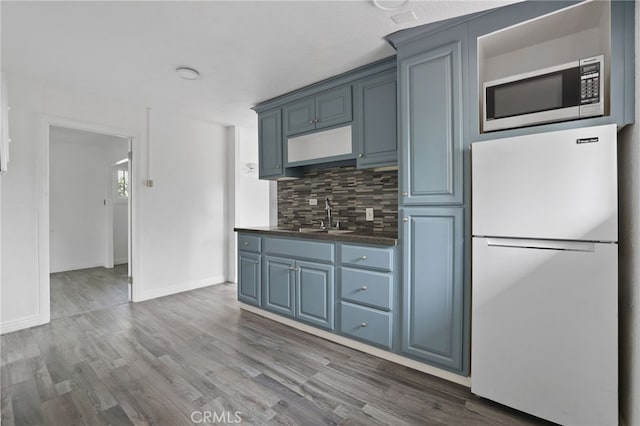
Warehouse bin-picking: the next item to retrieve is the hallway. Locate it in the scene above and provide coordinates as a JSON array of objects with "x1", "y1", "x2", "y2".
[{"x1": 50, "y1": 265, "x2": 128, "y2": 319}]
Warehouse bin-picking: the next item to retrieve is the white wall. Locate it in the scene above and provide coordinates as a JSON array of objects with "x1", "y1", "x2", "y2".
[
  {"x1": 140, "y1": 113, "x2": 227, "y2": 299},
  {"x1": 1, "y1": 73, "x2": 230, "y2": 333},
  {"x1": 1, "y1": 90, "x2": 41, "y2": 330},
  {"x1": 50, "y1": 140, "x2": 110, "y2": 272},
  {"x1": 619, "y1": 6, "x2": 640, "y2": 425}
]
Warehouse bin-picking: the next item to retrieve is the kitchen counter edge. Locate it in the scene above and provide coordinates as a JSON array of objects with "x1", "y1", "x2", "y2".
[{"x1": 234, "y1": 227, "x2": 398, "y2": 246}]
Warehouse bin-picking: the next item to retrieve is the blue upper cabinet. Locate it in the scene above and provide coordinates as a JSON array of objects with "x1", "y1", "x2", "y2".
[
  {"x1": 315, "y1": 86, "x2": 352, "y2": 130},
  {"x1": 398, "y1": 24, "x2": 466, "y2": 206},
  {"x1": 254, "y1": 58, "x2": 395, "y2": 179},
  {"x1": 283, "y1": 98, "x2": 316, "y2": 136},
  {"x1": 354, "y1": 69, "x2": 398, "y2": 168},
  {"x1": 284, "y1": 86, "x2": 352, "y2": 137},
  {"x1": 258, "y1": 109, "x2": 283, "y2": 179}
]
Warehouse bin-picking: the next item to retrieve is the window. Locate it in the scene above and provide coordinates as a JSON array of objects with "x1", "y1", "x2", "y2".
[{"x1": 117, "y1": 169, "x2": 129, "y2": 198}]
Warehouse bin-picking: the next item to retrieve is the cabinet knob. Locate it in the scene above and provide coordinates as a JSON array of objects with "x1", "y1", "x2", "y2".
[
  {"x1": 289, "y1": 266, "x2": 297, "y2": 271},
  {"x1": 243, "y1": 242, "x2": 249, "y2": 246},
  {"x1": 403, "y1": 217, "x2": 408, "y2": 222},
  {"x1": 358, "y1": 154, "x2": 363, "y2": 158},
  {"x1": 402, "y1": 192, "x2": 408, "y2": 196},
  {"x1": 360, "y1": 286, "x2": 367, "y2": 291},
  {"x1": 276, "y1": 164, "x2": 280, "y2": 168},
  {"x1": 360, "y1": 255, "x2": 367, "y2": 260},
  {"x1": 360, "y1": 322, "x2": 368, "y2": 328},
  {"x1": 308, "y1": 119, "x2": 315, "y2": 124}
]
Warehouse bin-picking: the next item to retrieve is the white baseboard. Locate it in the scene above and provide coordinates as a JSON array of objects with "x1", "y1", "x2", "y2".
[
  {"x1": 135, "y1": 275, "x2": 226, "y2": 302},
  {"x1": 50, "y1": 261, "x2": 104, "y2": 273},
  {"x1": 240, "y1": 303, "x2": 471, "y2": 387},
  {"x1": 0, "y1": 314, "x2": 48, "y2": 335}
]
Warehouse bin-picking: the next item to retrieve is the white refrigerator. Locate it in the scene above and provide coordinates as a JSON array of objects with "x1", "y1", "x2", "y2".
[{"x1": 471, "y1": 124, "x2": 618, "y2": 426}]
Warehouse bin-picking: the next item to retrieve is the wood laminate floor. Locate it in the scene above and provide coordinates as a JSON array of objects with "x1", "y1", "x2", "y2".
[
  {"x1": 50, "y1": 265, "x2": 129, "y2": 320},
  {"x1": 1, "y1": 283, "x2": 550, "y2": 426}
]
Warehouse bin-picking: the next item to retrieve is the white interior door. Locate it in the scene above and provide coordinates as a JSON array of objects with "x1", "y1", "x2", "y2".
[{"x1": 127, "y1": 139, "x2": 132, "y2": 301}]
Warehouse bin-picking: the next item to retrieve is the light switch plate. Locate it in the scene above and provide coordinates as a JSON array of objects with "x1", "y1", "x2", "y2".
[
  {"x1": 309, "y1": 198, "x2": 318, "y2": 206},
  {"x1": 366, "y1": 208, "x2": 374, "y2": 221}
]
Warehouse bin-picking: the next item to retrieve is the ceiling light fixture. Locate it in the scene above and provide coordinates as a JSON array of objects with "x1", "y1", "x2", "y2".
[
  {"x1": 176, "y1": 67, "x2": 200, "y2": 80},
  {"x1": 372, "y1": 0, "x2": 408, "y2": 11}
]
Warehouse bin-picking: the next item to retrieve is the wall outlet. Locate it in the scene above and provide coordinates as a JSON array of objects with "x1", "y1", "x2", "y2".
[
  {"x1": 309, "y1": 198, "x2": 318, "y2": 206},
  {"x1": 365, "y1": 208, "x2": 374, "y2": 221}
]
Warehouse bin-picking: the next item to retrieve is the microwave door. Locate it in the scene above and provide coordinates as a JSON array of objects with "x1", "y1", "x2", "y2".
[{"x1": 483, "y1": 63, "x2": 581, "y2": 132}]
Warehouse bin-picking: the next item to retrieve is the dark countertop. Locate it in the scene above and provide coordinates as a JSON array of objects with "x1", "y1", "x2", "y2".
[{"x1": 234, "y1": 226, "x2": 398, "y2": 246}]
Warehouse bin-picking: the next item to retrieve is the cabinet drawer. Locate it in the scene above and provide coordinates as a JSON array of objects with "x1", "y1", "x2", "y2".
[
  {"x1": 341, "y1": 245, "x2": 393, "y2": 271},
  {"x1": 340, "y1": 268, "x2": 392, "y2": 311},
  {"x1": 238, "y1": 234, "x2": 261, "y2": 253},
  {"x1": 339, "y1": 302, "x2": 392, "y2": 349},
  {"x1": 264, "y1": 237, "x2": 334, "y2": 263}
]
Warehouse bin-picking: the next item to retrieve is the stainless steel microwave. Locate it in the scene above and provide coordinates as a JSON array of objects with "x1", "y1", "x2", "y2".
[{"x1": 483, "y1": 55, "x2": 604, "y2": 132}]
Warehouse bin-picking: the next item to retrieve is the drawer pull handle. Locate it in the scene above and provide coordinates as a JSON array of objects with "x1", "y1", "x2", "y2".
[
  {"x1": 243, "y1": 242, "x2": 249, "y2": 246},
  {"x1": 360, "y1": 322, "x2": 368, "y2": 328},
  {"x1": 360, "y1": 286, "x2": 367, "y2": 291},
  {"x1": 289, "y1": 266, "x2": 299, "y2": 271},
  {"x1": 360, "y1": 255, "x2": 367, "y2": 260}
]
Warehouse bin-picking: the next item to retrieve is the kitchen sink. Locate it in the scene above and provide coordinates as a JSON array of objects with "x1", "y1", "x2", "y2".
[{"x1": 297, "y1": 228, "x2": 353, "y2": 235}]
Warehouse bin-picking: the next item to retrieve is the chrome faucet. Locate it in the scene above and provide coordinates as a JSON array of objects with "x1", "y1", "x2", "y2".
[{"x1": 324, "y1": 197, "x2": 332, "y2": 229}]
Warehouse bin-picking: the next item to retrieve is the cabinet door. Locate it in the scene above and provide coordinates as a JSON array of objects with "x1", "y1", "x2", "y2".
[
  {"x1": 283, "y1": 97, "x2": 315, "y2": 136},
  {"x1": 401, "y1": 207, "x2": 465, "y2": 372},
  {"x1": 399, "y1": 37, "x2": 464, "y2": 205},
  {"x1": 237, "y1": 252, "x2": 261, "y2": 306},
  {"x1": 296, "y1": 261, "x2": 334, "y2": 330},
  {"x1": 264, "y1": 256, "x2": 295, "y2": 317},
  {"x1": 315, "y1": 86, "x2": 352, "y2": 130},
  {"x1": 355, "y1": 70, "x2": 397, "y2": 168},
  {"x1": 258, "y1": 109, "x2": 283, "y2": 178}
]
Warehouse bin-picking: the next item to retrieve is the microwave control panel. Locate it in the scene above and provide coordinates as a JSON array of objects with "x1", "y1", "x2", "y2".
[{"x1": 580, "y1": 62, "x2": 601, "y2": 105}]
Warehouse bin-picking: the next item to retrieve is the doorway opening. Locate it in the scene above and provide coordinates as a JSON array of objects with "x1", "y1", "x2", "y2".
[{"x1": 48, "y1": 125, "x2": 133, "y2": 319}]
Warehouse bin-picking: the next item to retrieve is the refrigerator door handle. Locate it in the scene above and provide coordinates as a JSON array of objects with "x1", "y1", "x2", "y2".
[{"x1": 485, "y1": 238, "x2": 595, "y2": 252}]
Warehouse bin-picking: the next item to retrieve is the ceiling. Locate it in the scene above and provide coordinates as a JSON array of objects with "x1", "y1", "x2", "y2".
[
  {"x1": 50, "y1": 125, "x2": 129, "y2": 147},
  {"x1": 2, "y1": 1, "x2": 516, "y2": 128}
]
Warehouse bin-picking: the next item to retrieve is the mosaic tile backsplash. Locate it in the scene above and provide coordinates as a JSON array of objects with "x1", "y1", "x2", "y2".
[{"x1": 278, "y1": 165, "x2": 398, "y2": 234}]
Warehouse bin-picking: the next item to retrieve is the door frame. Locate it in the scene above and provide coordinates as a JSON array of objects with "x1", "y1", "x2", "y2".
[{"x1": 39, "y1": 115, "x2": 140, "y2": 325}]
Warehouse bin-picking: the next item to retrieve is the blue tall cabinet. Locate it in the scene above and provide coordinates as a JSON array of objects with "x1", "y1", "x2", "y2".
[{"x1": 390, "y1": 23, "x2": 470, "y2": 374}]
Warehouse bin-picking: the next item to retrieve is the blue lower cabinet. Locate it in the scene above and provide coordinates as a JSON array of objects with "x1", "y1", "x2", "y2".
[
  {"x1": 238, "y1": 252, "x2": 261, "y2": 306},
  {"x1": 401, "y1": 207, "x2": 465, "y2": 373},
  {"x1": 296, "y1": 261, "x2": 334, "y2": 330},
  {"x1": 339, "y1": 302, "x2": 393, "y2": 350},
  {"x1": 263, "y1": 256, "x2": 296, "y2": 318}
]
